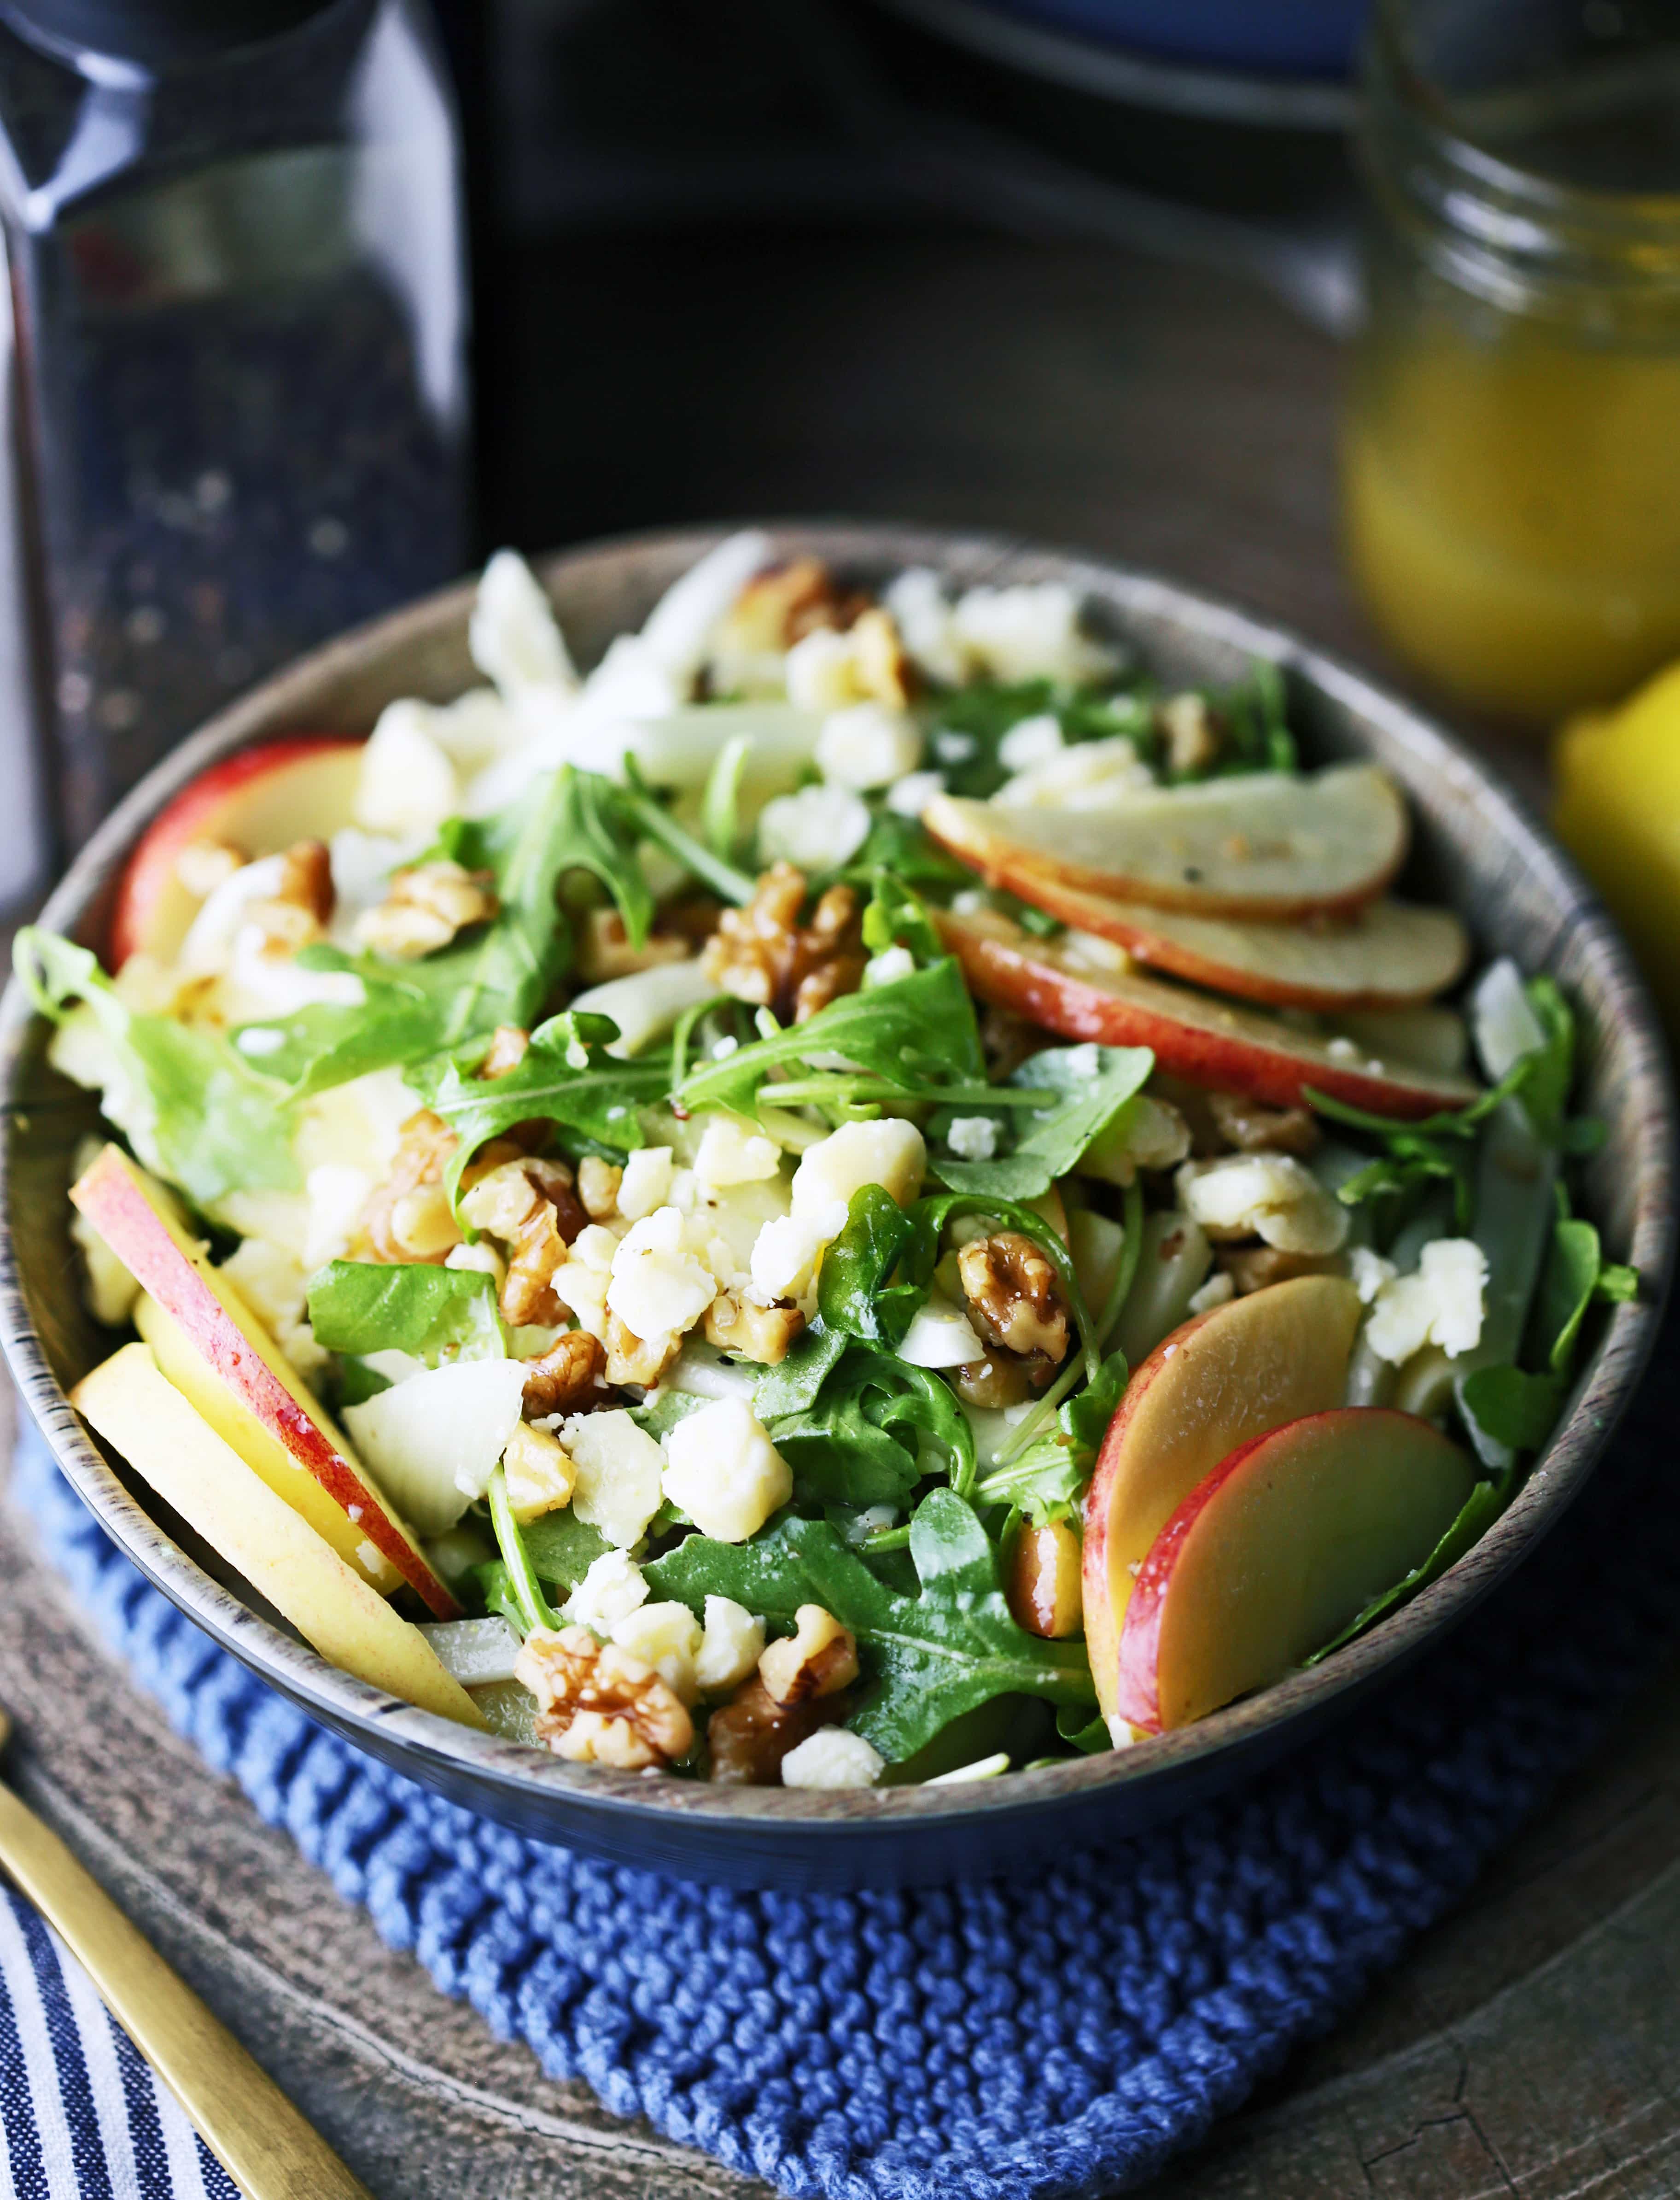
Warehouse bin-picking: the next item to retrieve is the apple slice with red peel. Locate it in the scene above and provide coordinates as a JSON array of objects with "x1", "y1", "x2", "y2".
[
  {"x1": 1081, "y1": 1275, "x2": 1362, "y2": 1719},
  {"x1": 936, "y1": 908, "x2": 1481, "y2": 1118},
  {"x1": 111, "y1": 734, "x2": 363, "y2": 968},
  {"x1": 1116, "y1": 1408, "x2": 1476, "y2": 1733},
  {"x1": 958, "y1": 872, "x2": 1468, "y2": 1011},
  {"x1": 71, "y1": 1143, "x2": 460, "y2": 1618},
  {"x1": 924, "y1": 763, "x2": 1407, "y2": 920}
]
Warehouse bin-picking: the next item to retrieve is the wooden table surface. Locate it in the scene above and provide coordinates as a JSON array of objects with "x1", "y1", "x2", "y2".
[{"x1": 5, "y1": 231, "x2": 1675, "y2": 2200}]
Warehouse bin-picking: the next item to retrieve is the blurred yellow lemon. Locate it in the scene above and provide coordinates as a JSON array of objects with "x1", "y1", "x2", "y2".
[{"x1": 1555, "y1": 660, "x2": 1680, "y2": 1031}]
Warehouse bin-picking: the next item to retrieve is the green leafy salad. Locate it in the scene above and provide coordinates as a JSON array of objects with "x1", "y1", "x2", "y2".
[{"x1": 29, "y1": 532, "x2": 1637, "y2": 1791}]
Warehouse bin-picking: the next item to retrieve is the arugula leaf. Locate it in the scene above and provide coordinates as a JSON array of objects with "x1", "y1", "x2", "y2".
[
  {"x1": 337, "y1": 1355, "x2": 393, "y2": 1408},
  {"x1": 1306, "y1": 1478, "x2": 1506, "y2": 1666},
  {"x1": 306, "y1": 1260, "x2": 505, "y2": 1363},
  {"x1": 1055, "y1": 1703, "x2": 1114, "y2": 1754},
  {"x1": 924, "y1": 680, "x2": 1150, "y2": 801},
  {"x1": 17, "y1": 929, "x2": 298, "y2": 1206},
  {"x1": 861, "y1": 871, "x2": 944, "y2": 967},
  {"x1": 617, "y1": 770, "x2": 757, "y2": 907},
  {"x1": 974, "y1": 1344, "x2": 1127, "y2": 1523},
  {"x1": 418, "y1": 1009, "x2": 667, "y2": 1206},
  {"x1": 932, "y1": 1042, "x2": 1153, "y2": 1201},
  {"x1": 1458, "y1": 1215, "x2": 1641, "y2": 1457},
  {"x1": 1455, "y1": 1368, "x2": 1561, "y2": 1454},
  {"x1": 816, "y1": 1185, "x2": 919, "y2": 1345},
  {"x1": 768, "y1": 1340, "x2": 975, "y2": 1508},
  {"x1": 645, "y1": 1488, "x2": 1096, "y2": 1758},
  {"x1": 839, "y1": 811, "x2": 970, "y2": 889},
  {"x1": 230, "y1": 954, "x2": 438, "y2": 1097},
  {"x1": 519, "y1": 1505, "x2": 612, "y2": 1592},
  {"x1": 677, "y1": 958, "x2": 984, "y2": 1118},
  {"x1": 699, "y1": 734, "x2": 752, "y2": 865},
  {"x1": 752, "y1": 1322, "x2": 848, "y2": 1418}
]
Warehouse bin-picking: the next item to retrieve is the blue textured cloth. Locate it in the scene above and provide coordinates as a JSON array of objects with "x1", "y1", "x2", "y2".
[{"x1": 7, "y1": 1336, "x2": 1679, "y2": 2200}]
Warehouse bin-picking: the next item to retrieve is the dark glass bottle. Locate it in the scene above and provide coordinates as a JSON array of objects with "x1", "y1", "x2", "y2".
[{"x1": 0, "y1": 0, "x2": 470, "y2": 889}]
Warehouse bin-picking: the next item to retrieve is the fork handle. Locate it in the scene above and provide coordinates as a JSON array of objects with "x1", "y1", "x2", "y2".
[{"x1": 0, "y1": 1780, "x2": 375, "y2": 2200}]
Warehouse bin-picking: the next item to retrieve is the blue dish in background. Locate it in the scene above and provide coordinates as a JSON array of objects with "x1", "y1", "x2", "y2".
[{"x1": 974, "y1": 0, "x2": 1367, "y2": 77}]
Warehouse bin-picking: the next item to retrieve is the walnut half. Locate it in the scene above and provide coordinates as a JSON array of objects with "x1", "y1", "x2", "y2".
[
  {"x1": 957, "y1": 1230, "x2": 1071, "y2": 1371},
  {"x1": 700, "y1": 861, "x2": 866, "y2": 1024},
  {"x1": 515, "y1": 1625, "x2": 694, "y2": 1769},
  {"x1": 355, "y1": 859, "x2": 499, "y2": 961}
]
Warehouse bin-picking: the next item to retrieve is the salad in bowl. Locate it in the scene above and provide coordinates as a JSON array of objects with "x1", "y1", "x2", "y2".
[{"x1": 21, "y1": 530, "x2": 1635, "y2": 1796}]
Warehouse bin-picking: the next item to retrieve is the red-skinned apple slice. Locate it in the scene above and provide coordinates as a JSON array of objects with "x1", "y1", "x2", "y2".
[
  {"x1": 1081, "y1": 1276, "x2": 1362, "y2": 1719},
  {"x1": 924, "y1": 763, "x2": 1407, "y2": 920},
  {"x1": 110, "y1": 734, "x2": 363, "y2": 968},
  {"x1": 71, "y1": 1144, "x2": 460, "y2": 1618},
  {"x1": 952, "y1": 871, "x2": 1468, "y2": 1011},
  {"x1": 936, "y1": 908, "x2": 1481, "y2": 1118},
  {"x1": 1116, "y1": 1408, "x2": 1475, "y2": 1734}
]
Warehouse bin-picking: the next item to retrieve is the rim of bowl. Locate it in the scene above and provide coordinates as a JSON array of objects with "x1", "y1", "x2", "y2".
[{"x1": 1, "y1": 518, "x2": 1672, "y2": 1846}]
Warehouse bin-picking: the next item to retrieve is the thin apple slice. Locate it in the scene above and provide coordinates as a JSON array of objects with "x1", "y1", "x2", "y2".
[
  {"x1": 73, "y1": 1343, "x2": 484, "y2": 1727},
  {"x1": 971, "y1": 873, "x2": 1467, "y2": 1010},
  {"x1": 71, "y1": 1143, "x2": 459, "y2": 1618},
  {"x1": 925, "y1": 763, "x2": 1407, "y2": 920},
  {"x1": 1082, "y1": 1275, "x2": 1362, "y2": 1718},
  {"x1": 937, "y1": 908, "x2": 1480, "y2": 1118},
  {"x1": 1116, "y1": 1408, "x2": 1475, "y2": 1733},
  {"x1": 111, "y1": 734, "x2": 363, "y2": 968}
]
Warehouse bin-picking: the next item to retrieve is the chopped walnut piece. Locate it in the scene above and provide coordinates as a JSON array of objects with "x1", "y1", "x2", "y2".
[
  {"x1": 515, "y1": 1625, "x2": 693, "y2": 1769},
  {"x1": 174, "y1": 838, "x2": 244, "y2": 899},
  {"x1": 758, "y1": 1604, "x2": 858, "y2": 1706},
  {"x1": 577, "y1": 1156, "x2": 623, "y2": 1222},
  {"x1": 700, "y1": 861, "x2": 866, "y2": 1024},
  {"x1": 499, "y1": 1159, "x2": 588, "y2": 1326},
  {"x1": 502, "y1": 1420, "x2": 576, "y2": 1521},
  {"x1": 1158, "y1": 691, "x2": 1222, "y2": 776},
  {"x1": 957, "y1": 1230, "x2": 1071, "y2": 1369},
  {"x1": 1208, "y1": 1091, "x2": 1321, "y2": 1158},
  {"x1": 707, "y1": 557, "x2": 864, "y2": 695},
  {"x1": 704, "y1": 1293, "x2": 805, "y2": 1365},
  {"x1": 604, "y1": 1311, "x2": 679, "y2": 1389},
  {"x1": 354, "y1": 859, "x2": 499, "y2": 961},
  {"x1": 479, "y1": 1024, "x2": 530, "y2": 1078},
  {"x1": 848, "y1": 605, "x2": 913, "y2": 708},
  {"x1": 575, "y1": 907, "x2": 692, "y2": 984},
  {"x1": 243, "y1": 837, "x2": 335, "y2": 953},
  {"x1": 357, "y1": 1110, "x2": 460, "y2": 1264},
  {"x1": 707, "y1": 1673, "x2": 850, "y2": 1785},
  {"x1": 521, "y1": 1328, "x2": 607, "y2": 1417},
  {"x1": 1216, "y1": 1244, "x2": 1343, "y2": 1295}
]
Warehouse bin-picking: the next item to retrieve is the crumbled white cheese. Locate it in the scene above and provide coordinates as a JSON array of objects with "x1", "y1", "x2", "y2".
[
  {"x1": 945, "y1": 1114, "x2": 1000, "y2": 1162},
  {"x1": 355, "y1": 700, "x2": 461, "y2": 837},
  {"x1": 1079, "y1": 1095, "x2": 1191, "y2": 1185},
  {"x1": 815, "y1": 701, "x2": 922, "y2": 790},
  {"x1": 748, "y1": 1212, "x2": 829, "y2": 1305},
  {"x1": 1349, "y1": 1245, "x2": 1399, "y2": 1305},
  {"x1": 897, "y1": 1294, "x2": 985, "y2": 1368},
  {"x1": 883, "y1": 567, "x2": 967, "y2": 686},
  {"x1": 1059, "y1": 929, "x2": 1133, "y2": 975},
  {"x1": 756, "y1": 783, "x2": 871, "y2": 871},
  {"x1": 862, "y1": 945, "x2": 916, "y2": 989},
  {"x1": 791, "y1": 1118, "x2": 926, "y2": 1221},
  {"x1": 711, "y1": 1034, "x2": 740, "y2": 1060},
  {"x1": 951, "y1": 582, "x2": 1120, "y2": 686},
  {"x1": 469, "y1": 548, "x2": 578, "y2": 696},
  {"x1": 1470, "y1": 957, "x2": 1545, "y2": 1083},
  {"x1": 1365, "y1": 1237, "x2": 1488, "y2": 1364},
  {"x1": 563, "y1": 1548, "x2": 650, "y2": 1632},
  {"x1": 693, "y1": 1116, "x2": 782, "y2": 1194},
  {"x1": 1176, "y1": 1153, "x2": 1349, "y2": 1256},
  {"x1": 661, "y1": 1396, "x2": 792, "y2": 1544},
  {"x1": 1326, "y1": 1036, "x2": 1362, "y2": 1064},
  {"x1": 611, "y1": 1600, "x2": 703, "y2": 1704},
  {"x1": 885, "y1": 769, "x2": 945, "y2": 818},
  {"x1": 695, "y1": 1596, "x2": 766, "y2": 1694},
  {"x1": 617, "y1": 1144, "x2": 676, "y2": 1222},
  {"x1": 561, "y1": 1410, "x2": 667, "y2": 1548},
  {"x1": 177, "y1": 853, "x2": 287, "y2": 977},
  {"x1": 1186, "y1": 1272, "x2": 1235, "y2": 1315},
  {"x1": 781, "y1": 1728, "x2": 884, "y2": 1790},
  {"x1": 607, "y1": 1205, "x2": 719, "y2": 1342},
  {"x1": 994, "y1": 735, "x2": 1152, "y2": 812},
  {"x1": 997, "y1": 713, "x2": 1064, "y2": 771}
]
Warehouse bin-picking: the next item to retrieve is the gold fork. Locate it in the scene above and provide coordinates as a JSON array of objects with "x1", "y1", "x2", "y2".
[{"x1": 0, "y1": 1701, "x2": 374, "y2": 2199}]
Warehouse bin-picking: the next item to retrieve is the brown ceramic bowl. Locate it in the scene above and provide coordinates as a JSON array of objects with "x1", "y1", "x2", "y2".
[{"x1": 1, "y1": 524, "x2": 1672, "y2": 1890}]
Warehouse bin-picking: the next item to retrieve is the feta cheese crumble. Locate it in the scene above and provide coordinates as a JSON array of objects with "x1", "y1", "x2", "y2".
[
  {"x1": 563, "y1": 1549, "x2": 649, "y2": 1631},
  {"x1": 945, "y1": 1114, "x2": 1000, "y2": 1161},
  {"x1": 1364, "y1": 1238, "x2": 1488, "y2": 1364},
  {"x1": 559, "y1": 1410, "x2": 667, "y2": 1548},
  {"x1": 661, "y1": 1397, "x2": 793, "y2": 1543},
  {"x1": 814, "y1": 701, "x2": 922, "y2": 790},
  {"x1": 1176, "y1": 1153, "x2": 1349, "y2": 1257},
  {"x1": 781, "y1": 1728, "x2": 884, "y2": 1790},
  {"x1": 756, "y1": 783, "x2": 871, "y2": 871}
]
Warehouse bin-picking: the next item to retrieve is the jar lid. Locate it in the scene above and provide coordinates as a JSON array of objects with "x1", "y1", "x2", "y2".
[{"x1": 0, "y1": 0, "x2": 338, "y2": 69}]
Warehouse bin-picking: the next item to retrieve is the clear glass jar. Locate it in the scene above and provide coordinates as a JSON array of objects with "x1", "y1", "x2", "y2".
[
  {"x1": 1342, "y1": 0, "x2": 1680, "y2": 726},
  {"x1": 0, "y1": 0, "x2": 469, "y2": 870}
]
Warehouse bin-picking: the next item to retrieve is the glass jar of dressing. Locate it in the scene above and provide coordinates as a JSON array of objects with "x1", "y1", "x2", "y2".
[{"x1": 1342, "y1": 0, "x2": 1680, "y2": 725}]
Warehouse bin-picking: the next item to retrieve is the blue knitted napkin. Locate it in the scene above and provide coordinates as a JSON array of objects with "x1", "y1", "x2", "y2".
[{"x1": 8, "y1": 1329, "x2": 1677, "y2": 2200}]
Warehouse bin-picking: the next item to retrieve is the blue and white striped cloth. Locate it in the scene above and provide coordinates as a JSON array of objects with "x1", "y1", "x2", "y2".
[{"x1": 0, "y1": 1886, "x2": 236, "y2": 2200}]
